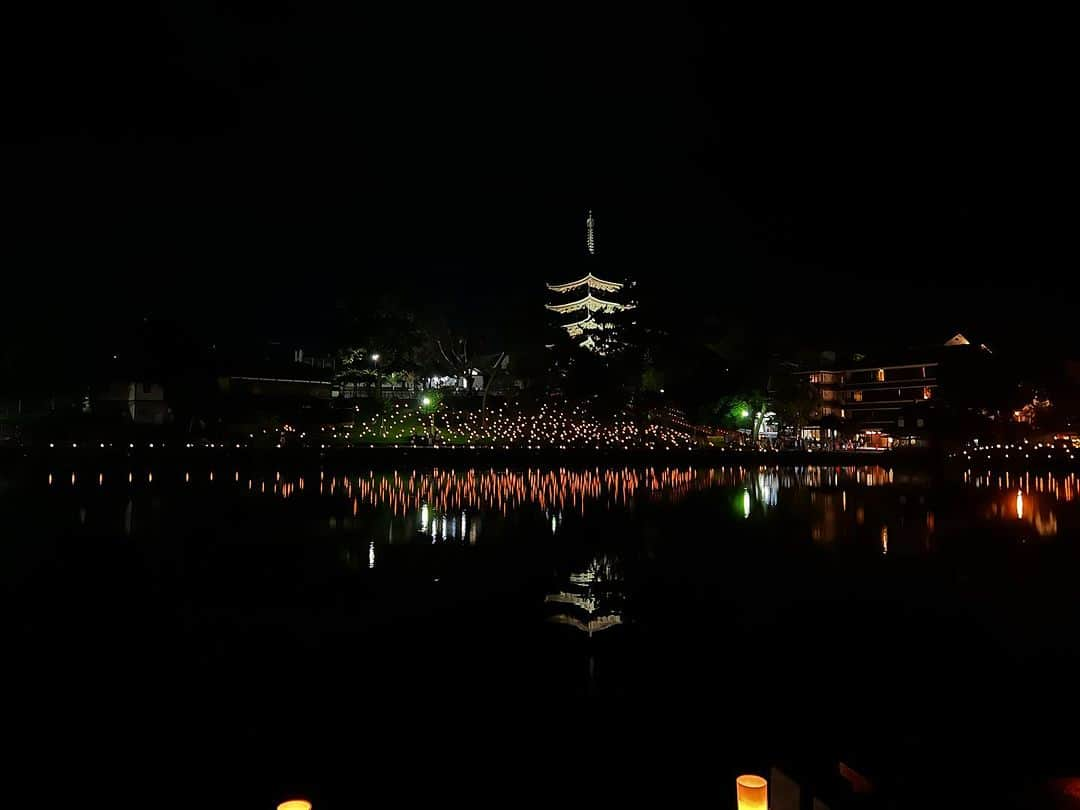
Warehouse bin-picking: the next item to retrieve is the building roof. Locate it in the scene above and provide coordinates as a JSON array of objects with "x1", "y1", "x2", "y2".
[
  {"x1": 225, "y1": 361, "x2": 334, "y2": 384},
  {"x1": 545, "y1": 292, "x2": 635, "y2": 315},
  {"x1": 799, "y1": 333, "x2": 993, "y2": 372},
  {"x1": 546, "y1": 272, "x2": 624, "y2": 294}
]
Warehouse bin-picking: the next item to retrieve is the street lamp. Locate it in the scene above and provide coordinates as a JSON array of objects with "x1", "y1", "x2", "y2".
[
  {"x1": 370, "y1": 353, "x2": 381, "y2": 397},
  {"x1": 418, "y1": 392, "x2": 440, "y2": 445},
  {"x1": 740, "y1": 409, "x2": 750, "y2": 419}
]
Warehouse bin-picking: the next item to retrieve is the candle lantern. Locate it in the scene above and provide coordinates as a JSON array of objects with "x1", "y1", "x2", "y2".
[{"x1": 736, "y1": 774, "x2": 767, "y2": 810}]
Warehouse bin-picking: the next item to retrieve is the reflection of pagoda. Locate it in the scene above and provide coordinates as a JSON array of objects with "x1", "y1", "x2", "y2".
[
  {"x1": 545, "y1": 210, "x2": 636, "y2": 354},
  {"x1": 544, "y1": 554, "x2": 624, "y2": 636}
]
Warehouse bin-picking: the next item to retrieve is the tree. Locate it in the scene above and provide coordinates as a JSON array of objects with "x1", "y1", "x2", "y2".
[
  {"x1": 335, "y1": 346, "x2": 380, "y2": 396},
  {"x1": 715, "y1": 390, "x2": 771, "y2": 444},
  {"x1": 480, "y1": 351, "x2": 507, "y2": 427},
  {"x1": 771, "y1": 372, "x2": 819, "y2": 440}
]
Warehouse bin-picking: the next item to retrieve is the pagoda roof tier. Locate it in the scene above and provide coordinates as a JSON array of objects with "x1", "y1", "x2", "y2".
[
  {"x1": 561, "y1": 313, "x2": 601, "y2": 337},
  {"x1": 545, "y1": 292, "x2": 636, "y2": 315},
  {"x1": 546, "y1": 272, "x2": 624, "y2": 294}
]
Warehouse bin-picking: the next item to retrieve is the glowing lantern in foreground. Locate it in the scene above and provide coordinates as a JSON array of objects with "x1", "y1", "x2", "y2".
[
  {"x1": 277, "y1": 801, "x2": 312, "y2": 810},
  {"x1": 736, "y1": 774, "x2": 768, "y2": 810}
]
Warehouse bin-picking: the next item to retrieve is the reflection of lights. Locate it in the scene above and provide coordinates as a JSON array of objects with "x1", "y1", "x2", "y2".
[
  {"x1": 880, "y1": 525, "x2": 888, "y2": 555},
  {"x1": 1034, "y1": 511, "x2": 1058, "y2": 537},
  {"x1": 368, "y1": 540, "x2": 375, "y2": 569},
  {"x1": 98, "y1": 465, "x2": 1068, "y2": 551},
  {"x1": 755, "y1": 472, "x2": 778, "y2": 509},
  {"x1": 736, "y1": 775, "x2": 767, "y2": 810}
]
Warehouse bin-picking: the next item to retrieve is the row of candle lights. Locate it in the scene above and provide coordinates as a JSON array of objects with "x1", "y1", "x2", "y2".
[{"x1": 276, "y1": 777, "x2": 768, "y2": 810}]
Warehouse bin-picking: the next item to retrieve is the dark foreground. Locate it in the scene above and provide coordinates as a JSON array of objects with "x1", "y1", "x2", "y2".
[{"x1": 2, "y1": 459, "x2": 1079, "y2": 808}]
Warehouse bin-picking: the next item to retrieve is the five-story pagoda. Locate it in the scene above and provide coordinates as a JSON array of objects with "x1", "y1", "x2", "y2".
[{"x1": 545, "y1": 210, "x2": 635, "y2": 354}]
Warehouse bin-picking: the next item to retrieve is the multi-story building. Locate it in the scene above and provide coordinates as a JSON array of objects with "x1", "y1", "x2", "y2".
[
  {"x1": 798, "y1": 333, "x2": 996, "y2": 445},
  {"x1": 805, "y1": 362, "x2": 937, "y2": 427}
]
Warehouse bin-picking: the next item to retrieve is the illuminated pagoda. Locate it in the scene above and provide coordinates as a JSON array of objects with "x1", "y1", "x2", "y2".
[{"x1": 545, "y1": 210, "x2": 635, "y2": 354}]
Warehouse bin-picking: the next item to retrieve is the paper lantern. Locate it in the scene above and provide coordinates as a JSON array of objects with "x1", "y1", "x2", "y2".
[{"x1": 736, "y1": 774, "x2": 767, "y2": 810}]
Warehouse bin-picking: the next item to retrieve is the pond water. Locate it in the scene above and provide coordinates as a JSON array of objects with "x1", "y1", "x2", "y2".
[{"x1": 3, "y1": 461, "x2": 1079, "y2": 808}]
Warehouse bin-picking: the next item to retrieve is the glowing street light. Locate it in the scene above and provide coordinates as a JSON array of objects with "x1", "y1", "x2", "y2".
[
  {"x1": 370, "y1": 353, "x2": 382, "y2": 398},
  {"x1": 421, "y1": 396, "x2": 432, "y2": 407},
  {"x1": 740, "y1": 409, "x2": 750, "y2": 419}
]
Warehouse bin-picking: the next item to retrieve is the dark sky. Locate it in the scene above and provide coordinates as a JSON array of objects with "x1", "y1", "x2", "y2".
[{"x1": 4, "y1": 4, "x2": 1073, "y2": 353}]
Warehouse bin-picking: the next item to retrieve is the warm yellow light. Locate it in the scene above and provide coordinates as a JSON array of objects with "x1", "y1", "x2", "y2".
[
  {"x1": 1016, "y1": 490, "x2": 1024, "y2": 520},
  {"x1": 736, "y1": 774, "x2": 767, "y2": 810},
  {"x1": 277, "y1": 801, "x2": 311, "y2": 810}
]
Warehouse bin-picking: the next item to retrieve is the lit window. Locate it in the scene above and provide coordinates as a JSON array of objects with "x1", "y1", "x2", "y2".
[
  {"x1": 876, "y1": 369, "x2": 885, "y2": 382},
  {"x1": 852, "y1": 390, "x2": 863, "y2": 402},
  {"x1": 923, "y1": 387, "x2": 932, "y2": 400}
]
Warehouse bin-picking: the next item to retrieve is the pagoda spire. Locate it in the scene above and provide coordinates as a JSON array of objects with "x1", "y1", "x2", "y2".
[{"x1": 585, "y1": 209, "x2": 596, "y2": 255}]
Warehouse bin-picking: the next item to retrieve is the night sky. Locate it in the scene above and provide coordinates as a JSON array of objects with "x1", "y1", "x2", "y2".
[{"x1": 4, "y1": 5, "x2": 1072, "y2": 354}]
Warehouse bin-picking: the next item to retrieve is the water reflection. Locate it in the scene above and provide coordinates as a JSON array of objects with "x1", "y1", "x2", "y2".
[
  {"x1": 545, "y1": 554, "x2": 624, "y2": 636},
  {"x1": 36, "y1": 464, "x2": 1080, "y2": 548},
  {"x1": 985, "y1": 489, "x2": 1059, "y2": 537}
]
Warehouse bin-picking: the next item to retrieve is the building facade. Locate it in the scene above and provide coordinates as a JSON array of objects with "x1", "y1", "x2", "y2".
[{"x1": 798, "y1": 333, "x2": 996, "y2": 445}]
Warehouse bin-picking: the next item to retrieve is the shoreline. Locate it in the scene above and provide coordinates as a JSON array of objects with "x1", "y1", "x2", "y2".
[
  {"x1": 3, "y1": 443, "x2": 1077, "y2": 472},
  {"x1": 2, "y1": 443, "x2": 937, "y2": 467}
]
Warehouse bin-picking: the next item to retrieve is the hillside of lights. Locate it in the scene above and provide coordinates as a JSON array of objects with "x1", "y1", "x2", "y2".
[{"x1": 342, "y1": 400, "x2": 698, "y2": 450}]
